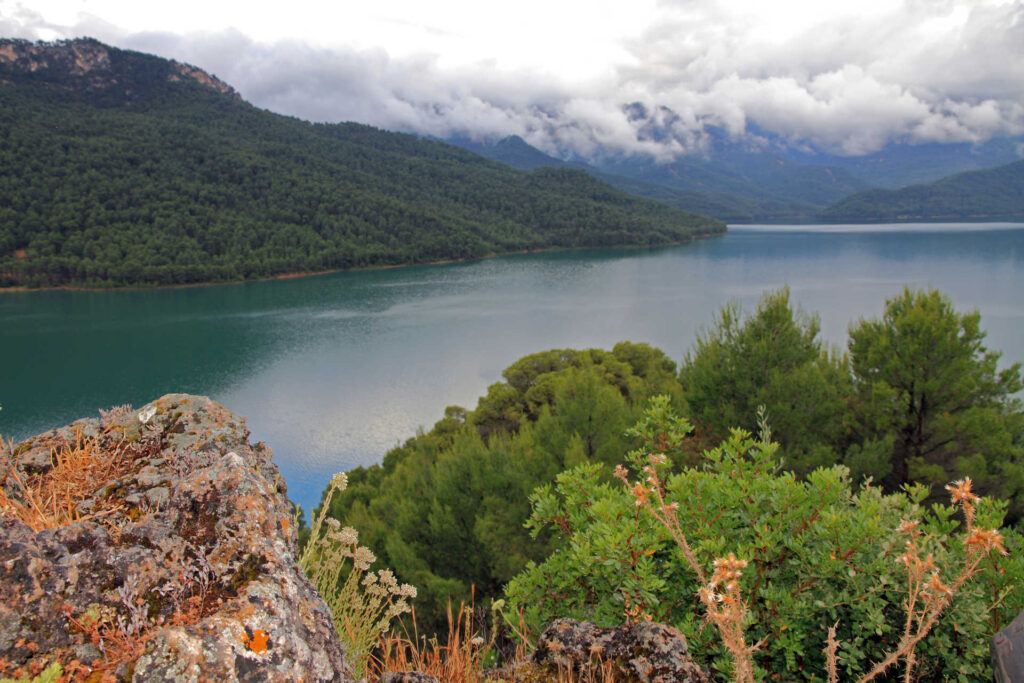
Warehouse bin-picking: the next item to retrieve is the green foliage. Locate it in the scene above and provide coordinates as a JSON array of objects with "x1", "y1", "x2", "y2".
[
  {"x1": 324, "y1": 343, "x2": 685, "y2": 633},
  {"x1": 849, "y1": 287, "x2": 1024, "y2": 519},
  {"x1": 0, "y1": 39, "x2": 723, "y2": 289},
  {"x1": 0, "y1": 662, "x2": 62, "y2": 683},
  {"x1": 679, "y1": 288, "x2": 854, "y2": 473},
  {"x1": 506, "y1": 399, "x2": 1024, "y2": 681}
]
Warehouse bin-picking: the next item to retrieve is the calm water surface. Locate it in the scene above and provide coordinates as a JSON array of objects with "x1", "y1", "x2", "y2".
[{"x1": 2, "y1": 223, "x2": 1022, "y2": 511}]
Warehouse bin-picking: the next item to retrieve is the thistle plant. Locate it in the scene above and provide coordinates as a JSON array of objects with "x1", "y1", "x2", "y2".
[
  {"x1": 614, "y1": 426, "x2": 762, "y2": 683},
  {"x1": 299, "y1": 472, "x2": 416, "y2": 678},
  {"x1": 850, "y1": 476, "x2": 1008, "y2": 683}
]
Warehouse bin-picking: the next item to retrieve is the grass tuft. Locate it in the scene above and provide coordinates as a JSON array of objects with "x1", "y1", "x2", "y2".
[{"x1": 0, "y1": 428, "x2": 135, "y2": 532}]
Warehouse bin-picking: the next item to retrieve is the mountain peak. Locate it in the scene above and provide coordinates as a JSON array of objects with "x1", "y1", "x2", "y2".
[{"x1": 0, "y1": 37, "x2": 239, "y2": 99}]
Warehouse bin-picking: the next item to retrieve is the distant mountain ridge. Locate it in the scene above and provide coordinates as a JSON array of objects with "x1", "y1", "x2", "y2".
[
  {"x1": 448, "y1": 100, "x2": 1024, "y2": 222},
  {"x1": 448, "y1": 133, "x2": 865, "y2": 222},
  {"x1": 0, "y1": 38, "x2": 722, "y2": 289},
  {"x1": 820, "y1": 159, "x2": 1024, "y2": 221},
  {"x1": 607, "y1": 104, "x2": 1024, "y2": 191}
]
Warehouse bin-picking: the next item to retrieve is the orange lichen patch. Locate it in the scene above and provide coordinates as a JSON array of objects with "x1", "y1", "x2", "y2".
[
  {"x1": 242, "y1": 629, "x2": 270, "y2": 654},
  {"x1": 0, "y1": 428, "x2": 135, "y2": 531}
]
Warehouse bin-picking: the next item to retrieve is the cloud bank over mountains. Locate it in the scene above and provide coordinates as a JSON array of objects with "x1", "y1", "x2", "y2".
[{"x1": 3, "y1": 0, "x2": 1022, "y2": 161}]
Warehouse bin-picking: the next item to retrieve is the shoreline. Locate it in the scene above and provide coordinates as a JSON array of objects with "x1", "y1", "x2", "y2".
[{"x1": 0, "y1": 231, "x2": 726, "y2": 294}]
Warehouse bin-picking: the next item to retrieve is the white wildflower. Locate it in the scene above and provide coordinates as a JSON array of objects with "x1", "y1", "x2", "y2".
[
  {"x1": 378, "y1": 569, "x2": 398, "y2": 591},
  {"x1": 330, "y1": 472, "x2": 348, "y2": 491},
  {"x1": 353, "y1": 546, "x2": 376, "y2": 571},
  {"x1": 324, "y1": 518, "x2": 341, "y2": 531}
]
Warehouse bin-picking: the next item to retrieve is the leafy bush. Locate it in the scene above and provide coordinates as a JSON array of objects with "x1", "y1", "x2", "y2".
[{"x1": 506, "y1": 397, "x2": 1024, "y2": 681}]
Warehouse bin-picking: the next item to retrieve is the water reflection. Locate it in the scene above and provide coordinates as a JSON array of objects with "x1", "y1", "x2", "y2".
[{"x1": 2, "y1": 224, "x2": 1022, "y2": 511}]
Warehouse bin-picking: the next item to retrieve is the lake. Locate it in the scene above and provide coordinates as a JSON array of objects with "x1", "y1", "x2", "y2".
[{"x1": 2, "y1": 222, "x2": 1023, "y2": 512}]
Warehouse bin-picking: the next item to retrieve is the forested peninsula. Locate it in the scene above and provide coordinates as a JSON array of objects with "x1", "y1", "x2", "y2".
[
  {"x1": 0, "y1": 38, "x2": 723, "y2": 289},
  {"x1": 820, "y1": 158, "x2": 1024, "y2": 221}
]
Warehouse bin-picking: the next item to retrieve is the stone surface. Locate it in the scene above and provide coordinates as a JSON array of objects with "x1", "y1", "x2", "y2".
[
  {"x1": 382, "y1": 673, "x2": 439, "y2": 683},
  {"x1": 531, "y1": 618, "x2": 709, "y2": 683},
  {"x1": 992, "y1": 609, "x2": 1024, "y2": 683},
  {"x1": 0, "y1": 394, "x2": 351, "y2": 682}
]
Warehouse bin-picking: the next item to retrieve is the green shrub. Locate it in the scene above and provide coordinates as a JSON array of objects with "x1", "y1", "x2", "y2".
[{"x1": 506, "y1": 397, "x2": 1024, "y2": 681}]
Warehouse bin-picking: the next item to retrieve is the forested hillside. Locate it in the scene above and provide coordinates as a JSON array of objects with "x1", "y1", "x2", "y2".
[
  {"x1": 0, "y1": 38, "x2": 723, "y2": 289},
  {"x1": 820, "y1": 159, "x2": 1024, "y2": 221}
]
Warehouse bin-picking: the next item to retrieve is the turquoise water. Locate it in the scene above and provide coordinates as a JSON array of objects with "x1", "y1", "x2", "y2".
[{"x1": 2, "y1": 222, "x2": 1022, "y2": 511}]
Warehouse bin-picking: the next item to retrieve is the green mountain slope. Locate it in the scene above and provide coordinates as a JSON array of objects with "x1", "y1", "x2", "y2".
[
  {"x1": 452, "y1": 134, "x2": 868, "y2": 222},
  {"x1": 0, "y1": 38, "x2": 723, "y2": 288},
  {"x1": 820, "y1": 159, "x2": 1024, "y2": 221},
  {"x1": 449, "y1": 135, "x2": 762, "y2": 221}
]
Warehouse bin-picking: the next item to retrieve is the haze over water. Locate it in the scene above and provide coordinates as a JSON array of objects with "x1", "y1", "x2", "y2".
[{"x1": 3, "y1": 223, "x2": 1022, "y2": 511}]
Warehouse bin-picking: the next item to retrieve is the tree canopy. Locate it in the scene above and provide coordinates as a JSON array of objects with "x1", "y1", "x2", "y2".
[
  {"x1": 849, "y1": 288, "x2": 1024, "y2": 514},
  {"x1": 323, "y1": 343, "x2": 684, "y2": 632},
  {"x1": 678, "y1": 288, "x2": 853, "y2": 473}
]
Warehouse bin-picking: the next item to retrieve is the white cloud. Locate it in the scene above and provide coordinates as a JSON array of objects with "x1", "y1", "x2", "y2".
[{"x1": 2, "y1": 0, "x2": 1023, "y2": 159}]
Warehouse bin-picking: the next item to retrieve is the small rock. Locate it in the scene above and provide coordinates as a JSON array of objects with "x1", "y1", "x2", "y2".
[
  {"x1": 383, "y1": 673, "x2": 439, "y2": 683},
  {"x1": 532, "y1": 618, "x2": 709, "y2": 683},
  {"x1": 144, "y1": 486, "x2": 170, "y2": 508}
]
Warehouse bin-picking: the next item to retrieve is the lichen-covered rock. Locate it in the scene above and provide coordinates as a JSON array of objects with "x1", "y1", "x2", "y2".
[
  {"x1": 0, "y1": 394, "x2": 351, "y2": 682},
  {"x1": 531, "y1": 618, "x2": 709, "y2": 683}
]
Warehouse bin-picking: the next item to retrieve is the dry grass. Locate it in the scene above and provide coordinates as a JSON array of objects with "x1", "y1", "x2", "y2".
[
  {"x1": 0, "y1": 427, "x2": 135, "y2": 532},
  {"x1": 371, "y1": 603, "x2": 491, "y2": 683},
  {"x1": 371, "y1": 602, "x2": 623, "y2": 683},
  {"x1": 0, "y1": 422, "x2": 222, "y2": 682}
]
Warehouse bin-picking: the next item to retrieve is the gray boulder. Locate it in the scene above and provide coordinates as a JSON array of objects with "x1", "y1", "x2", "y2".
[{"x1": 0, "y1": 394, "x2": 350, "y2": 682}]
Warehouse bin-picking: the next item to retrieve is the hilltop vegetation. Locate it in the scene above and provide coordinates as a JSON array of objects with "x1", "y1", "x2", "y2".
[
  {"x1": 820, "y1": 159, "x2": 1024, "y2": 221},
  {"x1": 321, "y1": 288, "x2": 1024, "y2": 674},
  {"x1": 0, "y1": 38, "x2": 722, "y2": 289}
]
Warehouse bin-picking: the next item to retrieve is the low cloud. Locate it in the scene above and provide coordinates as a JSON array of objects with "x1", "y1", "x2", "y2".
[{"x1": 3, "y1": 0, "x2": 1023, "y2": 160}]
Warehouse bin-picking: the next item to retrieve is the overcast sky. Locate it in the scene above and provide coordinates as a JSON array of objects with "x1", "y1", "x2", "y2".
[{"x1": 2, "y1": 0, "x2": 1022, "y2": 160}]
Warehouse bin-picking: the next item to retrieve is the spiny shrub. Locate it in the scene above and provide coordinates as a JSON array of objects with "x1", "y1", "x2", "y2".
[{"x1": 506, "y1": 396, "x2": 1024, "y2": 681}]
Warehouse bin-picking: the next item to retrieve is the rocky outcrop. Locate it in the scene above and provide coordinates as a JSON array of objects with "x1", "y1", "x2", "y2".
[
  {"x1": 0, "y1": 37, "x2": 111, "y2": 76},
  {"x1": 530, "y1": 618, "x2": 709, "y2": 683},
  {"x1": 0, "y1": 394, "x2": 350, "y2": 682},
  {"x1": 0, "y1": 38, "x2": 240, "y2": 98}
]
